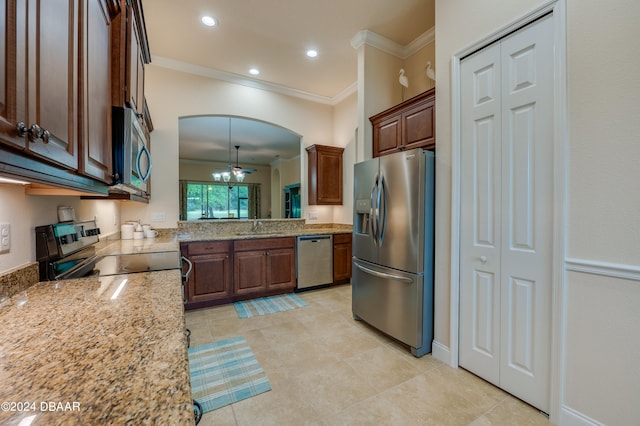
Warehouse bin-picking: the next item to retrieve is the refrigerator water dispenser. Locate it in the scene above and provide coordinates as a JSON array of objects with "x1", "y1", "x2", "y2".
[{"x1": 355, "y1": 199, "x2": 371, "y2": 234}]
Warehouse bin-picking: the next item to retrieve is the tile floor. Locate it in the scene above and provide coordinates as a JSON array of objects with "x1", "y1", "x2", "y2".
[{"x1": 185, "y1": 284, "x2": 551, "y2": 426}]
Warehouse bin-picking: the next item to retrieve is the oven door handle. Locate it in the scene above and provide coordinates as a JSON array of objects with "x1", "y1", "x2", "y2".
[
  {"x1": 55, "y1": 254, "x2": 100, "y2": 280},
  {"x1": 181, "y1": 256, "x2": 193, "y2": 282}
]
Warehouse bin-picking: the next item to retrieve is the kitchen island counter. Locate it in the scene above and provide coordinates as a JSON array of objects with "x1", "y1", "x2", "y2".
[{"x1": 0, "y1": 269, "x2": 193, "y2": 425}]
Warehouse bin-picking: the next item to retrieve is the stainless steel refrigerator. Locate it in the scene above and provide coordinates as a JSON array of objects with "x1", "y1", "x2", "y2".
[{"x1": 352, "y1": 148, "x2": 435, "y2": 357}]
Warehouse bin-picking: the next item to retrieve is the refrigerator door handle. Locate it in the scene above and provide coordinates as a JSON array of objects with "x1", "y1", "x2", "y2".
[
  {"x1": 353, "y1": 261, "x2": 414, "y2": 283},
  {"x1": 378, "y1": 175, "x2": 387, "y2": 245},
  {"x1": 374, "y1": 175, "x2": 383, "y2": 245},
  {"x1": 370, "y1": 176, "x2": 379, "y2": 245}
]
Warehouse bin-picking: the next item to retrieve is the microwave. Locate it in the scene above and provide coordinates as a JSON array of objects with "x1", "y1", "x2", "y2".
[{"x1": 111, "y1": 106, "x2": 152, "y2": 198}]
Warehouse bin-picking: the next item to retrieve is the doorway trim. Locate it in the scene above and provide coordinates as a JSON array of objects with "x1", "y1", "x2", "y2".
[{"x1": 449, "y1": 0, "x2": 567, "y2": 422}]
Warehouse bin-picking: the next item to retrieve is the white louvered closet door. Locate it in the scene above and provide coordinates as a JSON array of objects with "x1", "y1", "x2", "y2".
[{"x1": 459, "y1": 14, "x2": 554, "y2": 413}]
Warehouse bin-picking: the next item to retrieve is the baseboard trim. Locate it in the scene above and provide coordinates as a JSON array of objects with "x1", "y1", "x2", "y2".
[
  {"x1": 560, "y1": 405, "x2": 604, "y2": 426},
  {"x1": 431, "y1": 340, "x2": 451, "y2": 365}
]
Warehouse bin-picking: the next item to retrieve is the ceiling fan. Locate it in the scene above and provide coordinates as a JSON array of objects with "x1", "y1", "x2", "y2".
[
  {"x1": 212, "y1": 119, "x2": 256, "y2": 183},
  {"x1": 231, "y1": 145, "x2": 257, "y2": 176}
]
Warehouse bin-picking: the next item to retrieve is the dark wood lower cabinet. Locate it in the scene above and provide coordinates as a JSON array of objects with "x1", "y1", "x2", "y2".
[
  {"x1": 188, "y1": 253, "x2": 232, "y2": 303},
  {"x1": 333, "y1": 233, "x2": 352, "y2": 284},
  {"x1": 182, "y1": 237, "x2": 296, "y2": 310},
  {"x1": 265, "y1": 247, "x2": 296, "y2": 290},
  {"x1": 181, "y1": 241, "x2": 232, "y2": 309},
  {"x1": 234, "y1": 250, "x2": 268, "y2": 296},
  {"x1": 234, "y1": 237, "x2": 296, "y2": 295}
]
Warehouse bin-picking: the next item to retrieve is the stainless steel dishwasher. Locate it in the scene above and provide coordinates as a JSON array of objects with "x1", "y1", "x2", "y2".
[{"x1": 296, "y1": 235, "x2": 333, "y2": 290}]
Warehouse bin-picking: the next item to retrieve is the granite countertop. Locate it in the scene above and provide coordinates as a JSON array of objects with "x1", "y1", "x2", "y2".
[
  {"x1": 0, "y1": 221, "x2": 352, "y2": 424},
  {"x1": 175, "y1": 223, "x2": 353, "y2": 243},
  {"x1": 0, "y1": 270, "x2": 193, "y2": 425}
]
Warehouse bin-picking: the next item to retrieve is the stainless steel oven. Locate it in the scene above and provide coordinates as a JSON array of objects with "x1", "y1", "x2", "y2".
[{"x1": 36, "y1": 220, "x2": 181, "y2": 281}]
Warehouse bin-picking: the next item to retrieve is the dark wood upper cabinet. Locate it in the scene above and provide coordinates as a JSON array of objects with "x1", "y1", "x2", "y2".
[
  {"x1": 0, "y1": 0, "x2": 119, "y2": 193},
  {"x1": 9, "y1": 0, "x2": 80, "y2": 170},
  {"x1": 111, "y1": 0, "x2": 150, "y2": 131},
  {"x1": 371, "y1": 88, "x2": 435, "y2": 157},
  {"x1": 0, "y1": 0, "x2": 25, "y2": 150},
  {"x1": 306, "y1": 144, "x2": 344, "y2": 205},
  {"x1": 79, "y1": 0, "x2": 117, "y2": 183}
]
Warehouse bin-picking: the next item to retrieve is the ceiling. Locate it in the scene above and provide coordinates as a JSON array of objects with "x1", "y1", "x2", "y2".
[
  {"x1": 179, "y1": 116, "x2": 301, "y2": 166},
  {"x1": 142, "y1": 0, "x2": 434, "y2": 165}
]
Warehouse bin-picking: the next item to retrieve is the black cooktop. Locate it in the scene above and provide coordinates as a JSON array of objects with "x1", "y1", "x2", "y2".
[{"x1": 91, "y1": 251, "x2": 182, "y2": 276}]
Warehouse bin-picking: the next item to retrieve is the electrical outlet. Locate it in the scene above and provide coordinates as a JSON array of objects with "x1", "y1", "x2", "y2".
[
  {"x1": 308, "y1": 211, "x2": 318, "y2": 220},
  {"x1": 0, "y1": 223, "x2": 10, "y2": 252},
  {"x1": 151, "y1": 212, "x2": 166, "y2": 223}
]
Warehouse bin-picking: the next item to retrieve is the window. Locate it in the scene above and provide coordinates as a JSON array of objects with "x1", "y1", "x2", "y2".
[{"x1": 184, "y1": 182, "x2": 249, "y2": 220}]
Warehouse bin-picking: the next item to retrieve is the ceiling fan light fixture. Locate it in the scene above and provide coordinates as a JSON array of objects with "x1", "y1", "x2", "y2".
[{"x1": 212, "y1": 120, "x2": 255, "y2": 185}]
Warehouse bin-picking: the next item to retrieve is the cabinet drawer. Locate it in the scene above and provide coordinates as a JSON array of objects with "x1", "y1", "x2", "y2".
[
  {"x1": 333, "y1": 233, "x2": 352, "y2": 244},
  {"x1": 186, "y1": 240, "x2": 231, "y2": 255},
  {"x1": 234, "y1": 237, "x2": 295, "y2": 252}
]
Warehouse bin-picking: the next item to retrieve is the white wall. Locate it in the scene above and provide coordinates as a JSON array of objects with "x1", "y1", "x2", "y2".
[
  {"x1": 332, "y1": 92, "x2": 358, "y2": 224},
  {"x1": 123, "y1": 65, "x2": 357, "y2": 226},
  {"x1": 562, "y1": 1, "x2": 640, "y2": 424},
  {"x1": 436, "y1": 0, "x2": 640, "y2": 424},
  {"x1": 0, "y1": 183, "x2": 120, "y2": 274}
]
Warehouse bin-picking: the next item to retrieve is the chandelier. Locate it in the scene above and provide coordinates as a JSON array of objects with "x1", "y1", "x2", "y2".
[{"x1": 212, "y1": 118, "x2": 246, "y2": 183}]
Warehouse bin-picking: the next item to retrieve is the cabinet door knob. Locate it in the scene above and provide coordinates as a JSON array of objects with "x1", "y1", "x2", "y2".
[
  {"x1": 480, "y1": 256, "x2": 487, "y2": 264},
  {"x1": 41, "y1": 129, "x2": 51, "y2": 144},
  {"x1": 28, "y1": 123, "x2": 43, "y2": 140},
  {"x1": 27, "y1": 123, "x2": 50, "y2": 143},
  {"x1": 16, "y1": 122, "x2": 28, "y2": 137}
]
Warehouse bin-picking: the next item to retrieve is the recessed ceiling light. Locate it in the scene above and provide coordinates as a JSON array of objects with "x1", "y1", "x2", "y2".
[
  {"x1": 201, "y1": 16, "x2": 217, "y2": 27},
  {"x1": 249, "y1": 68, "x2": 260, "y2": 75},
  {"x1": 306, "y1": 49, "x2": 318, "y2": 58}
]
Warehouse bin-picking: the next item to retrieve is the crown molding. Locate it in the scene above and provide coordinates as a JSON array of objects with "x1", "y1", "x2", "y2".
[
  {"x1": 151, "y1": 56, "x2": 355, "y2": 107},
  {"x1": 350, "y1": 30, "x2": 405, "y2": 57},
  {"x1": 405, "y1": 27, "x2": 436, "y2": 57},
  {"x1": 350, "y1": 27, "x2": 435, "y2": 59},
  {"x1": 151, "y1": 26, "x2": 433, "y2": 107}
]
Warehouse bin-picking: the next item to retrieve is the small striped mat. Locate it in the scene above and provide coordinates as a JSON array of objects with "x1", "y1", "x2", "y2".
[
  {"x1": 234, "y1": 293, "x2": 309, "y2": 318},
  {"x1": 188, "y1": 336, "x2": 271, "y2": 413}
]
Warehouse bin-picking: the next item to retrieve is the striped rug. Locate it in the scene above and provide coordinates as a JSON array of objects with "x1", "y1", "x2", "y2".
[
  {"x1": 188, "y1": 336, "x2": 271, "y2": 412},
  {"x1": 233, "y1": 293, "x2": 309, "y2": 318}
]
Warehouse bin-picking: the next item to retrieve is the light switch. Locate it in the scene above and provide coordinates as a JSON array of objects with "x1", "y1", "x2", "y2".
[{"x1": 0, "y1": 223, "x2": 10, "y2": 252}]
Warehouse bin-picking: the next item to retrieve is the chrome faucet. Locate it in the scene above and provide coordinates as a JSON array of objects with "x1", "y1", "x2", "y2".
[{"x1": 252, "y1": 218, "x2": 263, "y2": 233}]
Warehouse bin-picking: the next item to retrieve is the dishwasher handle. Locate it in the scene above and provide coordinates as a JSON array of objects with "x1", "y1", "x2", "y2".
[{"x1": 297, "y1": 235, "x2": 331, "y2": 242}]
